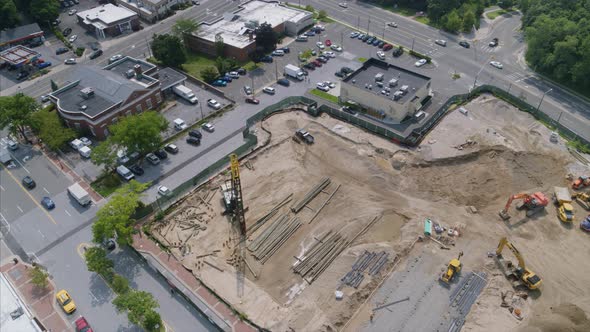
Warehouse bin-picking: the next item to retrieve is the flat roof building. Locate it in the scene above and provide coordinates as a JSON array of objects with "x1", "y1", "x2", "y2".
[
  {"x1": 0, "y1": 23, "x2": 44, "y2": 51},
  {"x1": 0, "y1": 45, "x2": 41, "y2": 67},
  {"x1": 0, "y1": 274, "x2": 40, "y2": 332},
  {"x1": 186, "y1": 0, "x2": 314, "y2": 61},
  {"x1": 340, "y1": 58, "x2": 432, "y2": 123},
  {"x1": 117, "y1": 0, "x2": 189, "y2": 23},
  {"x1": 76, "y1": 4, "x2": 140, "y2": 39}
]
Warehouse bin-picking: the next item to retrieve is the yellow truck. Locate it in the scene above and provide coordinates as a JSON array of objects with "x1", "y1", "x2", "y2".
[{"x1": 554, "y1": 186, "x2": 575, "y2": 222}]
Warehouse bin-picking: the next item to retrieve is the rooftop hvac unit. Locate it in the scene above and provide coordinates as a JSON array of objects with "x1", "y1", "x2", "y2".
[
  {"x1": 393, "y1": 91, "x2": 403, "y2": 101},
  {"x1": 80, "y1": 105, "x2": 87, "y2": 110},
  {"x1": 126, "y1": 69, "x2": 135, "y2": 78},
  {"x1": 400, "y1": 85, "x2": 409, "y2": 94},
  {"x1": 80, "y1": 87, "x2": 94, "y2": 99}
]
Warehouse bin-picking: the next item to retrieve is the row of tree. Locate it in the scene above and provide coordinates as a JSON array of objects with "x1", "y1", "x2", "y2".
[
  {"x1": 0, "y1": 0, "x2": 60, "y2": 30},
  {"x1": 520, "y1": 0, "x2": 590, "y2": 95}
]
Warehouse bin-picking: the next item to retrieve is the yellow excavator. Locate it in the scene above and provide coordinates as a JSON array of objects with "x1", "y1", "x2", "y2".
[
  {"x1": 495, "y1": 237, "x2": 542, "y2": 290},
  {"x1": 440, "y1": 251, "x2": 463, "y2": 284}
]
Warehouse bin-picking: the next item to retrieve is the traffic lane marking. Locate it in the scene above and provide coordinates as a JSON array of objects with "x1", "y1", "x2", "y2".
[{"x1": 0, "y1": 162, "x2": 57, "y2": 225}]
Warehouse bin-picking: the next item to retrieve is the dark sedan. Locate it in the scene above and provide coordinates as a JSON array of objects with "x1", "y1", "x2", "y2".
[{"x1": 41, "y1": 197, "x2": 55, "y2": 210}]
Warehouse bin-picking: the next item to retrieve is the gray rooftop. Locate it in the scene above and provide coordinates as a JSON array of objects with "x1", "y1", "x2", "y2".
[
  {"x1": 53, "y1": 66, "x2": 152, "y2": 119},
  {"x1": 155, "y1": 67, "x2": 187, "y2": 90},
  {"x1": 0, "y1": 23, "x2": 43, "y2": 45},
  {"x1": 343, "y1": 58, "x2": 431, "y2": 104},
  {"x1": 103, "y1": 56, "x2": 158, "y2": 86}
]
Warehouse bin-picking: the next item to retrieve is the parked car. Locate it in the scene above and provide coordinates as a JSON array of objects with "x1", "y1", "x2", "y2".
[
  {"x1": 331, "y1": 44, "x2": 342, "y2": 52},
  {"x1": 202, "y1": 122, "x2": 215, "y2": 132},
  {"x1": 490, "y1": 61, "x2": 503, "y2": 69},
  {"x1": 219, "y1": 75, "x2": 232, "y2": 82},
  {"x1": 335, "y1": 71, "x2": 345, "y2": 78},
  {"x1": 271, "y1": 49, "x2": 285, "y2": 56},
  {"x1": 16, "y1": 72, "x2": 29, "y2": 80},
  {"x1": 227, "y1": 71, "x2": 240, "y2": 78},
  {"x1": 338, "y1": 2, "x2": 348, "y2": 8},
  {"x1": 324, "y1": 81, "x2": 336, "y2": 88},
  {"x1": 62, "y1": 28, "x2": 72, "y2": 36},
  {"x1": 277, "y1": 78, "x2": 290, "y2": 87},
  {"x1": 325, "y1": 39, "x2": 332, "y2": 47},
  {"x1": 154, "y1": 149, "x2": 168, "y2": 160},
  {"x1": 415, "y1": 59, "x2": 427, "y2": 67},
  {"x1": 263, "y1": 86, "x2": 276, "y2": 95},
  {"x1": 372, "y1": 39, "x2": 381, "y2": 46},
  {"x1": 316, "y1": 83, "x2": 329, "y2": 92},
  {"x1": 188, "y1": 130, "x2": 202, "y2": 139},
  {"x1": 245, "y1": 97, "x2": 259, "y2": 104},
  {"x1": 56, "y1": 47, "x2": 69, "y2": 55},
  {"x1": 41, "y1": 197, "x2": 55, "y2": 210},
  {"x1": 350, "y1": 31, "x2": 359, "y2": 38},
  {"x1": 89, "y1": 49, "x2": 103, "y2": 59},
  {"x1": 387, "y1": 22, "x2": 398, "y2": 28},
  {"x1": 312, "y1": 60, "x2": 322, "y2": 67},
  {"x1": 358, "y1": 33, "x2": 366, "y2": 40},
  {"x1": 37, "y1": 62, "x2": 52, "y2": 69},
  {"x1": 56, "y1": 290, "x2": 76, "y2": 314},
  {"x1": 68, "y1": 35, "x2": 77, "y2": 43},
  {"x1": 260, "y1": 55, "x2": 273, "y2": 63},
  {"x1": 158, "y1": 186, "x2": 171, "y2": 196},
  {"x1": 243, "y1": 85, "x2": 253, "y2": 95},
  {"x1": 304, "y1": 62, "x2": 316, "y2": 70},
  {"x1": 22, "y1": 176, "x2": 36, "y2": 189},
  {"x1": 129, "y1": 164, "x2": 144, "y2": 176},
  {"x1": 109, "y1": 54, "x2": 123, "y2": 63},
  {"x1": 79, "y1": 137, "x2": 91, "y2": 146},
  {"x1": 278, "y1": 47, "x2": 290, "y2": 53},
  {"x1": 341, "y1": 66, "x2": 354, "y2": 74},
  {"x1": 376, "y1": 51, "x2": 385, "y2": 60},
  {"x1": 186, "y1": 137, "x2": 201, "y2": 145},
  {"x1": 146, "y1": 153, "x2": 160, "y2": 165},
  {"x1": 392, "y1": 46, "x2": 404, "y2": 57},
  {"x1": 304, "y1": 30, "x2": 316, "y2": 37},
  {"x1": 68, "y1": 9, "x2": 77, "y2": 15},
  {"x1": 164, "y1": 143, "x2": 179, "y2": 154},
  {"x1": 75, "y1": 317, "x2": 93, "y2": 332},
  {"x1": 378, "y1": 41, "x2": 385, "y2": 48},
  {"x1": 41, "y1": 95, "x2": 50, "y2": 102},
  {"x1": 207, "y1": 99, "x2": 221, "y2": 109},
  {"x1": 211, "y1": 79, "x2": 227, "y2": 87},
  {"x1": 317, "y1": 56, "x2": 328, "y2": 63},
  {"x1": 324, "y1": 51, "x2": 336, "y2": 58},
  {"x1": 383, "y1": 44, "x2": 393, "y2": 51},
  {"x1": 459, "y1": 41, "x2": 470, "y2": 48},
  {"x1": 435, "y1": 39, "x2": 447, "y2": 47},
  {"x1": 237, "y1": 68, "x2": 247, "y2": 75},
  {"x1": 316, "y1": 42, "x2": 325, "y2": 49}
]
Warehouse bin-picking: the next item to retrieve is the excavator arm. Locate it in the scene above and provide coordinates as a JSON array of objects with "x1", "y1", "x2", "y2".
[{"x1": 499, "y1": 193, "x2": 530, "y2": 220}]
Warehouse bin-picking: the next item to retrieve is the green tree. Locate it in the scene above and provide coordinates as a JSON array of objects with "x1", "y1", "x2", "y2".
[
  {"x1": 0, "y1": 0, "x2": 19, "y2": 30},
  {"x1": 112, "y1": 274, "x2": 130, "y2": 294},
  {"x1": 113, "y1": 290, "x2": 160, "y2": 328},
  {"x1": 29, "y1": 0, "x2": 60, "y2": 26},
  {"x1": 84, "y1": 247, "x2": 114, "y2": 280},
  {"x1": 498, "y1": 0, "x2": 514, "y2": 9},
  {"x1": 201, "y1": 66, "x2": 219, "y2": 83},
  {"x1": 151, "y1": 34, "x2": 186, "y2": 68},
  {"x1": 171, "y1": 18, "x2": 199, "y2": 39},
  {"x1": 109, "y1": 111, "x2": 168, "y2": 157},
  {"x1": 304, "y1": 5, "x2": 314, "y2": 12},
  {"x1": 462, "y1": 10, "x2": 476, "y2": 32},
  {"x1": 30, "y1": 108, "x2": 76, "y2": 151},
  {"x1": 215, "y1": 40, "x2": 225, "y2": 57},
  {"x1": 29, "y1": 266, "x2": 49, "y2": 289},
  {"x1": 143, "y1": 310, "x2": 163, "y2": 332},
  {"x1": 443, "y1": 10, "x2": 462, "y2": 33},
  {"x1": 317, "y1": 10, "x2": 327, "y2": 20},
  {"x1": 255, "y1": 22, "x2": 278, "y2": 53},
  {"x1": 92, "y1": 180, "x2": 149, "y2": 245},
  {"x1": 0, "y1": 93, "x2": 38, "y2": 141},
  {"x1": 91, "y1": 138, "x2": 119, "y2": 173},
  {"x1": 215, "y1": 57, "x2": 232, "y2": 74}
]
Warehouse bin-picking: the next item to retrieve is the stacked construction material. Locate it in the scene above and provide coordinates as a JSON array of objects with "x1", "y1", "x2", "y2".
[
  {"x1": 291, "y1": 177, "x2": 331, "y2": 213},
  {"x1": 447, "y1": 271, "x2": 488, "y2": 332},
  {"x1": 293, "y1": 230, "x2": 350, "y2": 284},
  {"x1": 247, "y1": 194, "x2": 293, "y2": 236},
  {"x1": 248, "y1": 214, "x2": 301, "y2": 264},
  {"x1": 340, "y1": 251, "x2": 389, "y2": 289}
]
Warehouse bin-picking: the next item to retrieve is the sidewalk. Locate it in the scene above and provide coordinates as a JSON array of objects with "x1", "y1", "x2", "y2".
[
  {"x1": 1, "y1": 258, "x2": 71, "y2": 332},
  {"x1": 132, "y1": 230, "x2": 257, "y2": 332}
]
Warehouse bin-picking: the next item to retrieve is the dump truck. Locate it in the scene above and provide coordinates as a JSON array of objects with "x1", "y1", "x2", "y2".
[
  {"x1": 67, "y1": 183, "x2": 92, "y2": 207},
  {"x1": 284, "y1": 64, "x2": 304, "y2": 81},
  {"x1": 495, "y1": 237, "x2": 542, "y2": 290},
  {"x1": 295, "y1": 129, "x2": 314, "y2": 144},
  {"x1": 554, "y1": 186, "x2": 574, "y2": 222}
]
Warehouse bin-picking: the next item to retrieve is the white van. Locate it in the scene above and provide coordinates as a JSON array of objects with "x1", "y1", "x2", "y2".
[
  {"x1": 173, "y1": 118, "x2": 188, "y2": 131},
  {"x1": 116, "y1": 165, "x2": 134, "y2": 181},
  {"x1": 70, "y1": 139, "x2": 84, "y2": 151},
  {"x1": 79, "y1": 146, "x2": 92, "y2": 158}
]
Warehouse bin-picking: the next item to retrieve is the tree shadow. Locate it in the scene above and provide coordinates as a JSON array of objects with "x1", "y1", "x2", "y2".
[
  {"x1": 88, "y1": 274, "x2": 113, "y2": 306},
  {"x1": 111, "y1": 247, "x2": 143, "y2": 289}
]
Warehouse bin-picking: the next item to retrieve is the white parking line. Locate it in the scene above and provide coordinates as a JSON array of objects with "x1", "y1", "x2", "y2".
[
  {"x1": 64, "y1": 210, "x2": 71, "y2": 217},
  {"x1": 11, "y1": 156, "x2": 30, "y2": 174},
  {"x1": 37, "y1": 229, "x2": 46, "y2": 238},
  {"x1": 0, "y1": 185, "x2": 4, "y2": 191},
  {"x1": 16, "y1": 206, "x2": 23, "y2": 213},
  {"x1": 43, "y1": 187, "x2": 50, "y2": 194}
]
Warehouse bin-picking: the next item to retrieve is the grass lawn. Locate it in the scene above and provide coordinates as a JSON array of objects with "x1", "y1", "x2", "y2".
[
  {"x1": 414, "y1": 16, "x2": 431, "y2": 25},
  {"x1": 310, "y1": 89, "x2": 339, "y2": 104},
  {"x1": 356, "y1": 57, "x2": 368, "y2": 63},
  {"x1": 91, "y1": 173, "x2": 122, "y2": 197},
  {"x1": 381, "y1": 5, "x2": 415, "y2": 17},
  {"x1": 486, "y1": 9, "x2": 509, "y2": 20},
  {"x1": 181, "y1": 53, "x2": 217, "y2": 80}
]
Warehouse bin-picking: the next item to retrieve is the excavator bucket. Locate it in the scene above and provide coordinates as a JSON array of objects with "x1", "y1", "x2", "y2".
[{"x1": 499, "y1": 210, "x2": 511, "y2": 220}]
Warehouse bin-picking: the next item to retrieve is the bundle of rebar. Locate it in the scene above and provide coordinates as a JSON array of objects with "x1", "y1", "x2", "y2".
[
  {"x1": 291, "y1": 177, "x2": 331, "y2": 213},
  {"x1": 247, "y1": 194, "x2": 293, "y2": 236},
  {"x1": 293, "y1": 231, "x2": 350, "y2": 284},
  {"x1": 340, "y1": 250, "x2": 389, "y2": 289},
  {"x1": 248, "y1": 215, "x2": 301, "y2": 264}
]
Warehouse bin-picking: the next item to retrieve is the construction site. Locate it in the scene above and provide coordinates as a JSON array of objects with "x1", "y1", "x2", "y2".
[{"x1": 147, "y1": 94, "x2": 590, "y2": 332}]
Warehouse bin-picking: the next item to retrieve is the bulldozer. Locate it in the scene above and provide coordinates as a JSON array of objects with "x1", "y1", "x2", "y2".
[
  {"x1": 440, "y1": 251, "x2": 463, "y2": 284},
  {"x1": 495, "y1": 237, "x2": 542, "y2": 290},
  {"x1": 499, "y1": 192, "x2": 549, "y2": 220},
  {"x1": 572, "y1": 176, "x2": 590, "y2": 190},
  {"x1": 572, "y1": 191, "x2": 590, "y2": 210}
]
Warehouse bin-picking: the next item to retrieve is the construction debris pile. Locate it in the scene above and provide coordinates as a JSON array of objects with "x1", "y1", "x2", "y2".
[{"x1": 340, "y1": 250, "x2": 389, "y2": 289}]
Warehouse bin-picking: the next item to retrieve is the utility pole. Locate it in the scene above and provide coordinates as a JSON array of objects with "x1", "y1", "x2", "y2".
[
  {"x1": 275, "y1": 60, "x2": 278, "y2": 81},
  {"x1": 340, "y1": 31, "x2": 343, "y2": 47},
  {"x1": 382, "y1": 23, "x2": 385, "y2": 39},
  {"x1": 411, "y1": 38, "x2": 415, "y2": 52},
  {"x1": 357, "y1": 16, "x2": 360, "y2": 30},
  {"x1": 251, "y1": 76, "x2": 255, "y2": 95},
  {"x1": 536, "y1": 88, "x2": 552, "y2": 113},
  {"x1": 145, "y1": 37, "x2": 152, "y2": 58},
  {"x1": 199, "y1": 101, "x2": 204, "y2": 119},
  {"x1": 367, "y1": 17, "x2": 370, "y2": 35},
  {"x1": 507, "y1": 82, "x2": 512, "y2": 94}
]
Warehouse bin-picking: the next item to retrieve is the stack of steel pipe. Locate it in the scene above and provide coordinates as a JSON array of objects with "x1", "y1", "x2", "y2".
[
  {"x1": 247, "y1": 194, "x2": 293, "y2": 236},
  {"x1": 446, "y1": 271, "x2": 487, "y2": 332},
  {"x1": 293, "y1": 230, "x2": 349, "y2": 283},
  {"x1": 248, "y1": 215, "x2": 301, "y2": 263},
  {"x1": 340, "y1": 251, "x2": 390, "y2": 288},
  {"x1": 291, "y1": 178, "x2": 331, "y2": 213},
  {"x1": 368, "y1": 252, "x2": 389, "y2": 276}
]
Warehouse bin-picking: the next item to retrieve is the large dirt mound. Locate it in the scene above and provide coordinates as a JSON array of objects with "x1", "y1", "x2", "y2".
[
  {"x1": 398, "y1": 146, "x2": 566, "y2": 209},
  {"x1": 518, "y1": 303, "x2": 590, "y2": 332}
]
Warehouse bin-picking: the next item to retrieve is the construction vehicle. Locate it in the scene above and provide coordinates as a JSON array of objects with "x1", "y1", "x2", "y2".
[
  {"x1": 581, "y1": 215, "x2": 590, "y2": 232},
  {"x1": 440, "y1": 251, "x2": 463, "y2": 284},
  {"x1": 554, "y1": 186, "x2": 575, "y2": 223},
  {"x1": 499, "y1": 192, "x2": 549, "y2": 220},
  {"x1": 295, "y1": 129, "x2": 314, "y2": 144},
  {"x1": 572, "y1": 176, "x2": 590, "y2": 190},
  {"x1": 495, "y1": 237, "x2": 542, "y2": 290},
  {"x1": 572, "y1": 191, "x2": 590, "y2": 210}
]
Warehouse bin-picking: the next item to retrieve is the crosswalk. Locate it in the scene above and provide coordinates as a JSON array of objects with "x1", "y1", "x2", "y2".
[{"x1": 506, "y1": 72, "x2": 532, "y2": 82}]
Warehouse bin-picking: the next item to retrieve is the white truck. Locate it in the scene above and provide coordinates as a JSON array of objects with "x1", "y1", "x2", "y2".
[
  {"x1": 173, "y1": 85, "x2": 198, "y2": 104},
  {"x1": 0, "y1": 148, "x2": 12, "y2": 164},
  {"x1": 67, "y1": 183, "x2": 92, "y2": 206},
  {"x1": 284, "y1": 64, "x2": 304, "y2": 81}
]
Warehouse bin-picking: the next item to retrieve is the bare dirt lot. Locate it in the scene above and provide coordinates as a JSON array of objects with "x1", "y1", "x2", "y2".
[{"x1": 149, "y1": 94, "x2": 590, "y2": 331}]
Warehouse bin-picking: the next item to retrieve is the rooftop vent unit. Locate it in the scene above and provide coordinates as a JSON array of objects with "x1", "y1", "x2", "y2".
[
  {"x1": 134, "y1": 64, "x2": 143, "y2": 78},
  {"x1": 400, "y1": 85, "x2": 409, "y2": 94},
  {"x1": 393, "y1": 91, "x2": 403, "y2": 101},
  {"x1": 245, "y1": 20, "x2": 259, "y2": 29},
  {"x1": 125, "y1": 69, "x2": 135, "y2": 78},
  {"x1": 80, "y1": 105, "x2": 88, "y2": 110},
  {"x1": 80, "y1": 87, "x2": 94, "y2": 99}
]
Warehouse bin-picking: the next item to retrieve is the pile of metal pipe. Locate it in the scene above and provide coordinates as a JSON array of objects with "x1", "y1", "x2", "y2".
[
  {"x1": 340, "y1": 251, "x2": 389, "y2": 289},
  {"x1": 293, "y1": 231, "x2": 349, "y2": 284},
  {"x1": 248, "y1": 215, "x2": 301, "y2": 264},
  {"x1": 446, "y1": 271, "x2": 487, "y2": 332},
  {"x1": 247, "y1": 194, "x2": 293, "y2": 236},
  {"x1": 291, "y1": 178, "x2": 331, "y2": 213}
]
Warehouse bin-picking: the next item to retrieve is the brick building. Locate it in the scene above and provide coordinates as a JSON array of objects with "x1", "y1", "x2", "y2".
[
  {"x1": 185, "y1": 0, "x2": 313, "y2": 62},
  {"x1": 49, "y1": 57, "x2": 186, "y2": 139},
  {"x1": 76, "y1": 4, "x2": 139, "y2": 39}
]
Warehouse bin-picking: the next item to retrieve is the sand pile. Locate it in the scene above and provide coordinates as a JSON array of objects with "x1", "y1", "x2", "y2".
[{"x1": 518, "y1": 303, "x2": 590, "y2": 332}]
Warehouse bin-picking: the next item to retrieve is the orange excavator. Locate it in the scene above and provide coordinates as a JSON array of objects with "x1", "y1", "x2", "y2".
[
  {"x1": 499, "y1": 192, "x2": 549, "y2": 220},
  {"x1": 572, "y1": 176, "x2": 590, "y2": 190}
]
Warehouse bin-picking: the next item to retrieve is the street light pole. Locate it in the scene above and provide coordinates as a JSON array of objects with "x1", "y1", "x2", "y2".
[
  {"x1": 199, "y1": 101, "x2": 204, "y2": 120},
  {"x1": 367, "y1": 17, "x2": 370, "y2": 35},
  {"x1": 357, "y1": 16, "x2": 360, "y2": 30},
  {"x1": 382, "y1": 24, "x2": 385, "y2": 39},
  {"x1": 536, "y1": 88, "x2": 552, "y2": 113}
]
